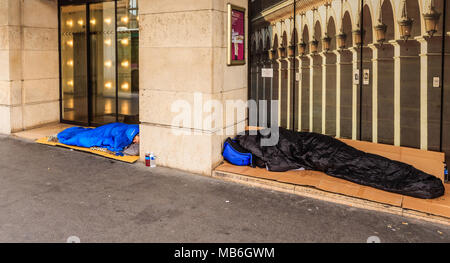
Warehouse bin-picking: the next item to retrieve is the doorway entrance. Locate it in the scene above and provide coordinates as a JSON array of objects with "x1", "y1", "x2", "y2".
[{"x1": 59, "y1": 0, "x2": 139, "y2": 126}]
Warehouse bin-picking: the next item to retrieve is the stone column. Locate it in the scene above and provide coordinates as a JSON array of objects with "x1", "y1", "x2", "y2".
[
  {"x1": 299, "y1": 55, "x2": 310, "y2": 132},
  {"x1": 321, "y1": 51, "x2": 337, "y2": 136},
  {"x1": 276, "y1": 57, "x2": 283, "y2": 127},
  {"x1": 368, "y1": 43, "x2": 395, "y2": 145},
  {"x1": 139, "y1": 0, "x2": 248, "y2": 175},
  {"x1": 417, "y1": 36, "x2": 442, "y2": 151},
  {"x1": 306, "y1": 54, "x2": 314, "y2": 132},
  {"x1": 320, "y1": 52, "x2": 327, "y2": 134},
  {"x1": 391, "y1": 40, "x2": 421, "y2": 148},
  {"x1": 0, "y1": 0, "x2": 59, "y2": 134},
  {"x1": 349, "y1": 47, "x2": 360, "y2": 140},
  {"x1": 296, "y1": 56, "x2": 302, "y2": 130},
  {"x1": 285, "y1": 57, "x2": 292, "y2": 129},
  {"x1": 0, "y1": 0, "x2": 22, "y2": 134}
]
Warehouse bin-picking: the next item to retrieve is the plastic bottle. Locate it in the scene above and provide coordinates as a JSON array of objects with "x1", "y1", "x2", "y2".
[
  {"x1": 149, "y1": 152, "x2": 156, "y2": 168},
  {"x1": 445, "y1": 163, "x2": 448, "y2": 182},
  {"x1": 145, "y1": 152, "x2": 150, "y2": 167}
]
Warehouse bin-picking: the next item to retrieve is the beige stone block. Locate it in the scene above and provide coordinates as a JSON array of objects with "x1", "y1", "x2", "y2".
[
  {"x1": 140, "y1": 10, "x2": 217, "y2": 48},
  {"x1": 23, "y1": 27, "x2": 58, "y2": 51},
  {"x1": 213, "y1": 47, "x2": 247, "y2": 92},
  {"x1": 8, "y1": 50, "x2": 22, "y2": 81},
  {"x1": 0, "y1": 0, "x2": 21, "y2": 26},
  {"x1": 10, "y1": 105, "x2": 22, "y2": 132},
  {"x1": 6, "y1": 0, "x2": 21, "y2": 26},
  {"x1": 139, "y1": 0, "x2": 247, "y2": 14},
  {"x1": 140, "y1": 89, "x2": 217, "y2": 130},
  {"x1": 0, "y1": 105, "x2": 11, "y2": 134},
  {"x1": 23, "y1": 78, "x2": 59, "y2": 104},
  {"x1": 139, "y1": 0, "x2": 219, "y2": 14},
  {"x1": 0, "y1": 26, "x2": 10, "y2": 50},
  {"x1": 0, "y1": 1, "x2": 8, "y2": 26},
  {"x1": 221, "y1": 87, "x2": 248, "y2": 127},
  {"x1": 0, "y1": 50, "x2": 10, "y2": 80},
  {"x1": 140, "y1": 47, "x2": 213, "y2": 93},
  {"x1": 9, "y1": 80, "x2": 21, "y2": 105},
  {"x1": 22, "y1": 51, "x2": 58, "y2": 80},
  {"x1": 23, "y1": 101, "x2": 59, "y2": 129},
  {"x1": 140, "y1": 88, "x2": 247, "y2": 131},
  {"x1": 0, "y1": 50, "x2": 24, "y2": 82},
  {"x1": 139, "y1": 122, "x2": 245, "y2": 175},
  {"x1": 6, "y1": 25, "x2": 21, "y2": 50},
  {"x1": 0, "y1": 80, "x2": 10, "y2": 105},
  {"x1": 23, "y1": 0, "x2": 58, "y2": 29},
  {"x1": 212, "y1": 10, "x2": 226, "y2": 48},
  {"x1": 139, "y1": 123, "x2": 226, "y2": 175}
]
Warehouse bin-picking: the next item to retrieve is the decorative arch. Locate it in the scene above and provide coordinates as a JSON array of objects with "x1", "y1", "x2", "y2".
[
  {"x1": 302, "y1": 24, "x2": 310, "y2": 54},
  {"x1": 327, "y1": 16, "x2": 337, "y2": 51},
  {"x1": 363, "y1": 4, "x2": 373, "y2": 44},
  {"x1": 405, "y1": 0, "x2": 422, "y2": 38},
  {"x1": 342, "y1": 11, "x2": 353, "y2": 48},
  {"x1": 381, "y1": 0, "x2": 396, "y2": 41}
]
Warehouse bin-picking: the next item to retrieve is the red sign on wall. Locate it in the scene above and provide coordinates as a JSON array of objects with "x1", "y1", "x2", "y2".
[{"x1": 227, "y1": 4, "x2": 246, "y2": 66}]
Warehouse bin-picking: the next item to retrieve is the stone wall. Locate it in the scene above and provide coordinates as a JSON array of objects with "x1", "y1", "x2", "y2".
[
  {"x1": 139, "y1": 0, "x2": 249, "y2": 175},
  {"x1": 0, "y1": 0, "x2": 59, "y2": 134}
]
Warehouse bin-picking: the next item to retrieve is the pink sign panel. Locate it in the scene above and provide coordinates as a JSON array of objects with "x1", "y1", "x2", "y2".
[{"x1": 231, "y1": 9, "x2": 245, "y2": 62}]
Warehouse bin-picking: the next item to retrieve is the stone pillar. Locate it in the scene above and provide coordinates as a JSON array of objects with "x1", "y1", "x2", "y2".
[
  {"x1": 306, "y1": 54, "x2": 314, "y2": 132},
  {"x1": 417, "y1": 36, "x2": 442, "y2": 151},
  {"x1": 321, "y1": 51, "x2": 337, "y2": 136},
  {"x1": 139, "y1": 0, "x2": 248, "y2": 175},
  {"x1": 320, "y1": 52, "x2": 327, "y2": 134},
  {"x1": 285, "y1": 57, "x2": 292, "y2": 129},
  {"x1": 0, "y1": 0, "x2": 22, "y2": 134},
  {"x1": 276, "y1": 57, "x2": 283, "y2": 127},
  {"x1": 369, "y1": 43, "x2": 395, "y2": 145},
  {"x1": 0, "y1": 0, "x2": 59, "y2": 134},
  {"x1": 349, "y1": 47, "x2": 360, "y2": 140},
  {"x1": 334, "y1": 50, "x2": 341, "y2": 138},
  {"x1": 295, "y1": 56, "x2": 302, "y2": 130},
  {"x1": 391, "y1": 40, "x2": 421, "y2": 148},
  {"x1": 299, "y1": 55, "x2": 310, "y2": 132},
  {"x1": 308, "y1": 53, "x2": 322, "y2": 133}
]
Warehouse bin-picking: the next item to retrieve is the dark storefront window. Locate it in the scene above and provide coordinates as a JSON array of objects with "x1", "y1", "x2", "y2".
[{"x1": 249, "y1": 0, "x2": 450, "y2": 165}]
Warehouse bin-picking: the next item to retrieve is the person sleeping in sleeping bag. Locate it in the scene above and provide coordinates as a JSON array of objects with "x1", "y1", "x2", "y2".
[{"x1": 57, "y1": 122, "x2": 139, "y2": 156}]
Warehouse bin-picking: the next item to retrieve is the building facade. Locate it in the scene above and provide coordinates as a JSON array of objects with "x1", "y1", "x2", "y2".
[
  {"x1": 1, "y1": 0, "x2": 449, "y2": 176},
  {"x1": 0, "y1": 0, "x2": 248, "y2": 175},
  {"x1": 249, "y1": 0, "x2": 450, "y2": 162}
]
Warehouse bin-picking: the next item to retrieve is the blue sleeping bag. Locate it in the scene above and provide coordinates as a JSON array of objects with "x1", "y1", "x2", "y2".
[{"x1": 57, "y1": 123, "x2": 139, "y2": 154}]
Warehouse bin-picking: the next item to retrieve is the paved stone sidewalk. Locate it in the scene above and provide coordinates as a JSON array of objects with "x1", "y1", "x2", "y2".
[{"x1": 0, "y1": 135, "x2": 449, "y2": 242}]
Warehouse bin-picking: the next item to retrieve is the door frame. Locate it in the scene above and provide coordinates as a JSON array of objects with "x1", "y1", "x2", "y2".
[{"x1": 58, "y1": 0, "x2": 118, "y2": 127}]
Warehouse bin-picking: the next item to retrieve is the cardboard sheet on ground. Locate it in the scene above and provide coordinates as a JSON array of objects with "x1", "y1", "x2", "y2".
[{"x1": 36, "y1": 137, "x2": 139, "y2": 163}]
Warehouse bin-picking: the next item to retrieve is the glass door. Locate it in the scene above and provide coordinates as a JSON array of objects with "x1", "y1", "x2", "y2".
[
  {"x1": 89, "y1": 1, "x2": 117, "y2": 125},
  {"x1": 59, "y1": 0, "x2": 139, "y2": 126},
  {"x1": 60, "y1": 4, "x2": 89, "y2": 124}
]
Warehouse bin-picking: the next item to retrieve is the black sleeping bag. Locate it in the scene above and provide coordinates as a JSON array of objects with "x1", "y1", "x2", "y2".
[{"x1": 235, "y1": 127, "x2": 445, "y2": 199}]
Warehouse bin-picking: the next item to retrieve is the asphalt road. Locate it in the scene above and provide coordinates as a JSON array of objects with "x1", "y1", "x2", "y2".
[{"x1": 0, "y1": 135, "x2": 449, "y2": 243}]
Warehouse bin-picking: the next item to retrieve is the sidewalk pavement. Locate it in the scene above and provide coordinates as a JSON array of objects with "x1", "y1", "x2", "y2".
[{"x1": 0, "y1": 135, "x2": 448, "y2": 242}]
